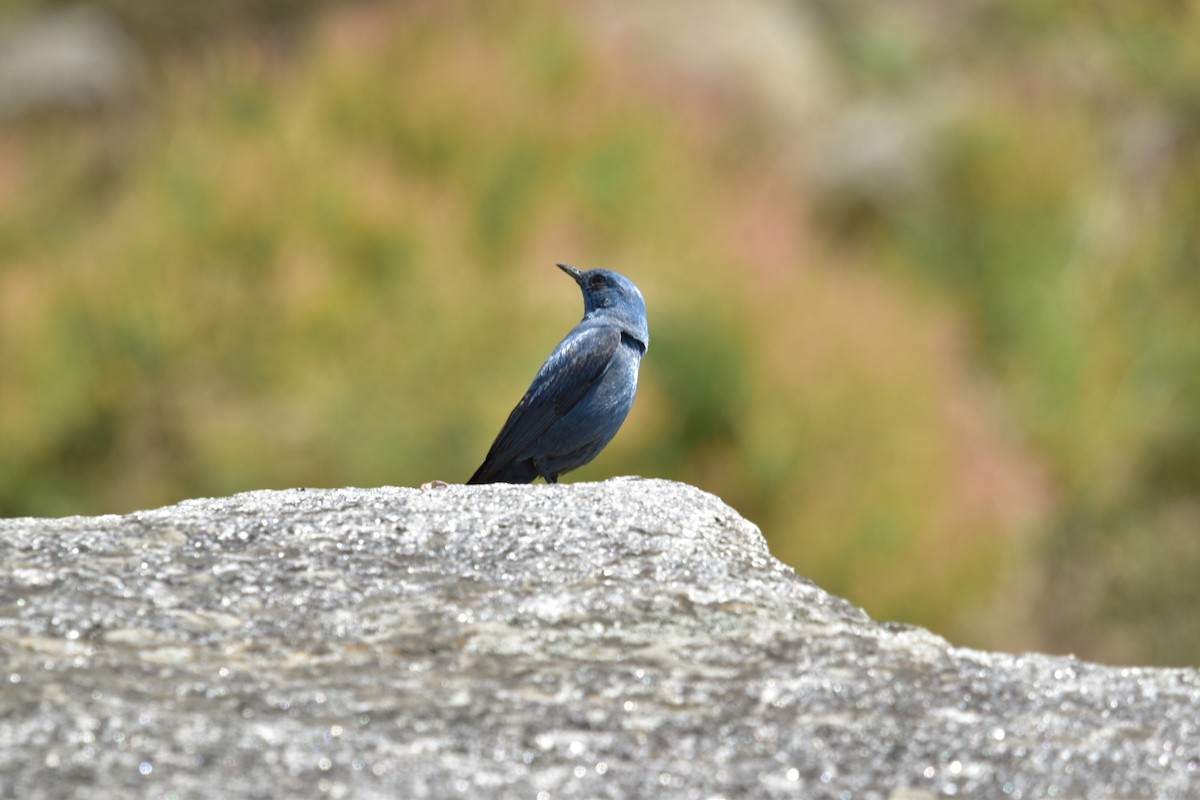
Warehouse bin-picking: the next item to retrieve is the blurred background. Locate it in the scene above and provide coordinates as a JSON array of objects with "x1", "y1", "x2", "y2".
[{"x1": 2, "y1": 0, "x2": 1199, "y2": 667}]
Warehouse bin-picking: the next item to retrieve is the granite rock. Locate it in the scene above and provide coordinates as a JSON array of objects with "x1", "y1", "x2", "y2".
[{"x1": 1, "y1": 479, "x2": 1197, "y2": 799}]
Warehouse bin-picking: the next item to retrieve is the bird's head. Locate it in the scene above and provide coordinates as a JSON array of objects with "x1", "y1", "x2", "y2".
[{"x1": 557, "y1": 263, "x2": 649, "y2": 347}]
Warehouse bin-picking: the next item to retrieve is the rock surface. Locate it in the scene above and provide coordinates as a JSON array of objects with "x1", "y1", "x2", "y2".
[
  {"x1": 0, "y1": 7, "x2": 144, "y2": 120},
  {"x1": 0, "y1": 478, "x2": 1197, "y2": 799}
]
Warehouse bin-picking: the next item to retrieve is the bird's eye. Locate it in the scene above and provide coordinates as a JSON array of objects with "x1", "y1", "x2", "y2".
[{"x1": 589, "y1": 275, "x2": 607, "y2": 289}]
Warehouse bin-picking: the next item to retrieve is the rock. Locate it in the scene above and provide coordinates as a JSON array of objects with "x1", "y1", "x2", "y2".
[
  {"x1": 581, "y1": 2, "x2": 967, "y2": 215},
  {"x1": 0, "y1": 478, "x2": 1196, "y2": 799},
  {"x1": 584, "y1": 0, "x2": 839, "y2": 130},
  {"x1": 0, "y1": 7, "x2": 145, "y2": 121},
  {"x1": 804, "y1": 93, "x2": 959, "y2": 212}
]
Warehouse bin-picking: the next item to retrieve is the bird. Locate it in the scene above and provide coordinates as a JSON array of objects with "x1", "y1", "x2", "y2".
[{"x1": 467, "y1": 263, "x2": 649, "y2": 484}]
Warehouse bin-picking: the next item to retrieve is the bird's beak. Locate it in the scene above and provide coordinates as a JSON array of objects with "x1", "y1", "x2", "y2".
[{"x1": 556, "y1": 263, "x2": 584, "y2": 285}]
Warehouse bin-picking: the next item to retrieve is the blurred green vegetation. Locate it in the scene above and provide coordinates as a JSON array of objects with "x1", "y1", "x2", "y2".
[{"x1": 2, "y1": 1, "x2": 1199, "y2": 667}]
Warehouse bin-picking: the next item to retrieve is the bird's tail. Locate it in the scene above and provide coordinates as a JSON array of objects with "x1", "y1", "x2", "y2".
[{"x1": 467, "y1": 459, "x2": 540, "y2": 485}]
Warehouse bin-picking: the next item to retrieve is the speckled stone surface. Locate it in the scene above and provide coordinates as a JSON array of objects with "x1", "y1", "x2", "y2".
[{"x1": 0, "y1": 478, "x2": 1197, "y2": 799}]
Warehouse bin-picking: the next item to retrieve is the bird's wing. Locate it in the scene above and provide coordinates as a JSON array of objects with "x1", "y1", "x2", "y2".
[{"x1": 471, "y1": 326, "x2": 621, "y2": 482}]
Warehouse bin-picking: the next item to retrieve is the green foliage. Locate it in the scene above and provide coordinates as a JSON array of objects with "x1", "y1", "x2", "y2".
[
  {"x1": 2, "y1": 0, "x2": 1199, "y2": 666},
  {"x1": 883, "y1": 5, "x2": 1200, "y2": 665}
]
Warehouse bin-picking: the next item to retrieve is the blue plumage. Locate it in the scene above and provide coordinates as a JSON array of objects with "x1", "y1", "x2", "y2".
[{"x1": 468, "y1": 263, "x2": 649, "y2": 484}]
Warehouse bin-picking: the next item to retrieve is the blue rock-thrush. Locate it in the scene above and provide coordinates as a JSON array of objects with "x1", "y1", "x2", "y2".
[{"x1": 468, "y1": 263, "x2": 649, "y2": 484}]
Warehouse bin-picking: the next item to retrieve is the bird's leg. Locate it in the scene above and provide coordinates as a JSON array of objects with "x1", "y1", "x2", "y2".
[{"x1": 533, "y1": 459, "x2": 556, "y2": 484}]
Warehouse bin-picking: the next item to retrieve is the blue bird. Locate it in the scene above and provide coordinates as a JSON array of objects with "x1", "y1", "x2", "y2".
[{"x1": 468, "y1": 263, "x2": 649, "y2": 484}]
